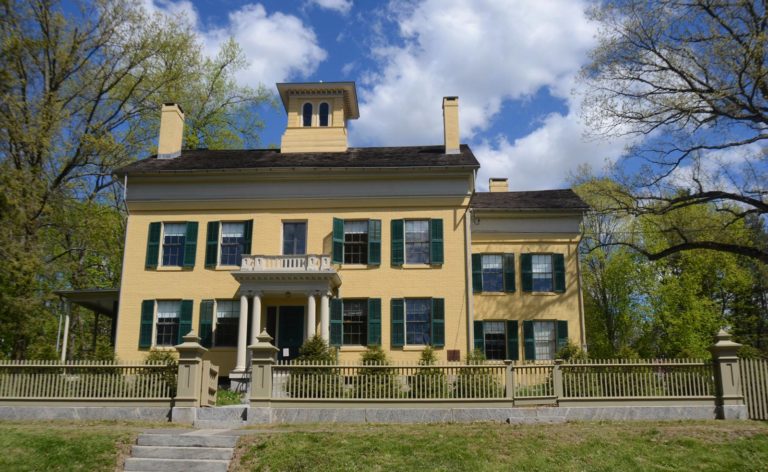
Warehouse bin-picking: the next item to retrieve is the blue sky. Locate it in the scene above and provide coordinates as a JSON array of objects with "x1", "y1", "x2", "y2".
[{"x1": 143, "y1": 0, "x2": 632, "y2": 190}]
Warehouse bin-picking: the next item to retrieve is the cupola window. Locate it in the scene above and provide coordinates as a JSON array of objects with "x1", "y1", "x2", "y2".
[
  {"x1": 302, "y1": 103, "x2": 313, "y2": 127},
  {"x1": 319, "y1": 102, "x2": 330, "y2": 127}
]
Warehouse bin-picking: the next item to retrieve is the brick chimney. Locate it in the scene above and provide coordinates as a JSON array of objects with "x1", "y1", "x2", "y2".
[
  {"x1": 442, "y1": 96, "x2": 460, "y2": 154},
  {"x1": 489, "y1": 178, "x2": 509, "y2": 192},
  {"x1": 157, "y1": 103, "x2": 184, "y2": 159}
]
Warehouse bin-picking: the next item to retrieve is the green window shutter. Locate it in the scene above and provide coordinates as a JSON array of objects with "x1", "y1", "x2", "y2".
[
  {"x1": 553, "y1": 254, "x2": 566, "y2": 293},
  {"x1": 503, "y1": 253, "x2": 516, "y2": 292},
  {"x1": 139, "y1": 300, "x2": 155, "y2": 348},
  {"x1": 178, "y1": 300, "x2": 193, "y2": 342},
  {"x1": 367, "y1": 298, "x2": 382, "y2": 345},
  {"x1": 557, "y1": 320, "x2": 569, "y2": 352},
  {"x1": 199, "y1": 300, "x2": 214, "y2": 348},
  {"x1": 523, "y1": 320, "x2": 535, "y2": 360},
  {"x1": 430, "y1": 218, "x2": 444, "y2": 265},
  {"x1": 521, "y1": 253, "x2": 533, "y2": 292},
  {"x1": 332, "y1": 218, "x2": 344, "y2": 264},
  {"x1": 473, "y1": 321, "x2": 485, "y2": 352},
  {"x1": 472, "y1": 254, "x2": 483, "y2": 293},
  {"x1": 431, "y1": 298, "x2": 445, "y2": 347},
  {"x1": 182, "y1": 222, "x2": 198, "y2": 268},
  {"x1": 330, "y1": 299, "x2": 343, "y2": 346},
  {"x1": 145, "y1": 223, "x2": 161, "y2": 269},
  {"x1": 391, "y1": 219, "x2": 404, "y2": 266},
  {"x1": 205, "y1": 222, "x2": 219, "y2": 269},
  {"x1": 506, "y1": 320, "x2": 519, "y2": 361},
  {"x1": 243, "y1": 220, "x2": 254, "y2": 257},
  {"x1": 368, "y1": 219, "x2": 381, "y2": 265},
  {"x1": 391, "y1": 298, "x2": 405, "y2": 347}
]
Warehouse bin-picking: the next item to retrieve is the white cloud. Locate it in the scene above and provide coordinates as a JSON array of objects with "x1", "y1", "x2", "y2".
[
  {"x1": 306, "y1": 0, "x2": 353, "y2": 14},
  {"x1": 141, "y1": 1, "x2": 326, "y2": 88},
  {"x1": 351, "y1": 0, "x2": 632, "y2": 190}
]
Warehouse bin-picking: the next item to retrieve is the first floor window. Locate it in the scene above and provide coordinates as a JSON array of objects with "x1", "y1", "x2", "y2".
[
  {"x1": 220, "y1": 222, "x2": 245, "y2": 266},
  {"x1": 533, "y1": 321, "x2": 556, "y2": 360},
  {"x1": 344, "y1": 220, "x2": 368, "y2": 264},
  {"x1": 532, "y1": 254, "x2": 554, "y2": 292},
  {"x1": 215, "y1": 300, "x2": 240, "y2": 347},
  {"x1": 283, "y1": 222, "x2": 307, "y2": 255},
  {"x1": 483, "y1": 321, "x2": 507, "y2": 360},
  {"x1": 161, "y1": 223, "x2": 186, "y2": 266},
  {"x1": 156, "y1": 301, "x2": 181, "y2": 346},
  {"x1": 405, "y1": 220, "x2": 430, "y2": 264},
  {"x1": 406, "y1": 298, "x2": 431, "y2": 345},
  {"x1": 481, "y1": 255, "x2": 503, "y2": 292},
  {"x1": 342, "y1": 299, "x2": 367, "y2": 345}
]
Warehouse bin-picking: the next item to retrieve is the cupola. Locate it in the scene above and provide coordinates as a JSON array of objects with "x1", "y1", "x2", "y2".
[{"x1": 277, "y1": 81, "x2": 359, "y2": 153}]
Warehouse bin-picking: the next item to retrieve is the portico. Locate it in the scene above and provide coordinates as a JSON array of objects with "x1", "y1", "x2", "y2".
[{"x1": 228, "y1": 254, "x2": 340, "y2": 386}]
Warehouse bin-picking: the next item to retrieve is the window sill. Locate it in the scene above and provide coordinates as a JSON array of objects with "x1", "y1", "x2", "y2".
[
  {"x1": 214, "y1": 265, "x2": 240, "y2": 271},
  {"x1": 527, "y1": 292, "x2": 559, "y2": 296},
  {"x1": 150, "y1": 346, "x2": 178, "y2": 351},
  {"x1": 402, "y1": 345, "x2": 436, "y2": 351},
  {"x1": 339, "y1": 346, "x2": 368, "y2": 352},
  {"x1": 339, "y1": 264, "x2": 377, "y2": 270},
  {"x1": 154, "y1": 266, "x2": 188, "y2": 272},
  {"x1": 400, "y1": 264, "x2": 438, "y2": 269},
  {"x1": 475, "y1": 292, "x2": 510, "y2": 296}
]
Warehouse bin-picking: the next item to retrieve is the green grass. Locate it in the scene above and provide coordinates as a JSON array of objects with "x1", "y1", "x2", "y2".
[
  {"x1": 0, "y1": 420, "x2": 175, "y2": 471},
  {"x1": 236, "y1": 421, "x2": 768, "y2": 471},
  {"x1": 217, "y1": 388, "x2": 243, "y2": 406}
]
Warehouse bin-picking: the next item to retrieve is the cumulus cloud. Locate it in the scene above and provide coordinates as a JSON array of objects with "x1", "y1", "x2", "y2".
[
  {"x1": 306, "y1": 0, "x2": 353, "y2": 14},
  {"x1": 141, "y1": 1, "x2": 326, "y2": 88},
  {"x1": 352, "y1": 0, "x2": 632, "y2": 190}
]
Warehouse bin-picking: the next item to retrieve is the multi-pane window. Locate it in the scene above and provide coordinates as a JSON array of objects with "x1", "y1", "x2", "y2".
[
  {"x1": 319, "y1": 102, "x2": 330, "y2": 127},
  {"x1": 484, "y1": 321, "x2": 507, "y2": 360},
  {"x1": 214, "y1": 300, "x2": 239, "y2": 347},
  {"x1": 302, "y1": 103, "x2": 312, "y2": 127},
  {"x1": 406, "y1": 298, "x2": 431, "y2": 345},
  {"x1": 533, "y1": 321, "x2": 556, "y2": 360},
  {"x1": 405, "y1": 220, "x2": 430, "y2": 264},
  {"x1": 220, "y1": 223, "x2": 245, "y2": 266},
  {"x1": 156, "y1": 301, "x2": 181, "y2": 346},
  {"x1": 161, "y1": 223, "x2": 186, "y2": 266},
  {"x1": 344, "y1": 221, "x2": 368, "y2": 264},
  {"x1": 283, "y1": 222, "x2": 307, "y2": 255},
  {"x1": 532, "y1": 255, "x2": 554, "y2": 292},
  {"x1": 342, "y1": 300, "x2": 367, "y2": 345},
  {"x1": 481, "y1": 255, "x2": 504, "y2": 292}
]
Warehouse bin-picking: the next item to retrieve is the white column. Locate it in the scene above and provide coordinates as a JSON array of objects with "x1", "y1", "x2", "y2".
[
  {"x1": 235, "y1": 294, "x2": 249, "y2": 371},
  {"x1": 250, "y1": 293, "x2": 262, "y2": 345},
  {"x1": 320, "y1": 292, "x2": 330, "y2": 341},
  {"x1": 60, "y1": 312, "x2": 70, "y2": 363},
  {"x1": 307, "y1": 293, "x2": 317, "y2": 338}
]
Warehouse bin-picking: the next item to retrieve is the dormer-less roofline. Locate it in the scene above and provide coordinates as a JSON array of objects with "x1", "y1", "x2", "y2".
[{"x1": 276, "y1": 81, "x2": 360, "y2": 120}]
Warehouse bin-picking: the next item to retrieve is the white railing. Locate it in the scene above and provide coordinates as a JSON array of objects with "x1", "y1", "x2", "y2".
[{"x1": 240, "y1": 254, "x2": 334, "y2": 272}]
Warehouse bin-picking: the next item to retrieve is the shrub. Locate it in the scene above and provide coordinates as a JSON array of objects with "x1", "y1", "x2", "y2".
[
  {"x1": 453, "y1": 349, "x2": 503, "y2": 398},
  {"x1": 285, "y1": 335, "x2": 343, "y2": 398},
  {"x1": 556, "y1": 341, "x2": 588, "y2": 361},
  {"x1": 144, "y1": 349, "x2": 178, "y2": 396},
  {"x1": 354, "y1": 345, "x2": 401, "y2": 398},
  {"x1": 408, "y1": 346, "x2": 451, "y2": 398}
]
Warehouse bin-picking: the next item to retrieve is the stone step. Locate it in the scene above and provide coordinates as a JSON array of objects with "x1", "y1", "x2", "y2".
[
  {"x1": 130, "y1": 445, "x2": 233, "y2": 460},
  {"x1": 196, "y1": 405, "x2": 248, "y2": 421},
  {"x1": 124, "y1": 458, "x2": 229, "y2": 472},
  {"x1": 137, "y1": 433, "x2": 238, "y2": 448},
  {"x1": 194, "y1": 419, "x2": 247, "y2": 429}
]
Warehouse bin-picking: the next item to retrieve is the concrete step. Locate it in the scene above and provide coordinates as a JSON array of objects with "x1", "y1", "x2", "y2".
[
  {"x1": 197, "y1": 406, "x2": 248, "y2": 421},
  {"x1": 137, "y1": 433, "x2": 238, "y2": 448},
  {"x1": 124, "y1": 458, "x2": 229, "y2": 472},
  {"x1": 130, "y1": 445, "x2": 233, "y2": 460},
  {"x1": 194, "y1": 419, "x2": 247, "y2": 429}
]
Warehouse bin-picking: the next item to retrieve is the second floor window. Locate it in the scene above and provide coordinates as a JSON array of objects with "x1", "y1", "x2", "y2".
[
  {"x1": 532, "y1": 255, "x2": 554, "y2": 292},
  {"x1": 344, "y1": 220, "x2": 368, "y2": 264},
  {"x1": 162, "y1": 223, "x2": 186, "y2": 266},
  {"x1": 283, "y1": 222, "x2": 307, "y2": 255},
  {"x1": 156, "y1": 301, "x2": 180, "y2": 346},
  {"x1": 481, "y1": 255, "x2": 503, "y2": 292},
  {"x1": 405, "y1": 220, "x2": 430, "y2": 264},
  {"x1": 220, "y1": 223, "x2": 245, "y2": 266}
]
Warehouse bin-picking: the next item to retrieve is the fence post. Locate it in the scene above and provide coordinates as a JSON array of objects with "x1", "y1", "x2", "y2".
[
  {"x1": 504, "y1": 360, "x2": 514, "y2": 402},
  {"x1": 171, "y1": 331, "x2": 207, "y2": 424},
  {"x1": 553, "y1": 359, "x2": 564, "y2": 402},
  {"x1": 249, "y1": 329, "x2": 279, "y2": 407},
  {"x1": 708, "y1": 329, "x2": 745, "y2": 420}
]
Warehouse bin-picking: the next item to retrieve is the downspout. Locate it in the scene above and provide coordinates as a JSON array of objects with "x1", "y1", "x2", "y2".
[
  {"x1": 464, "y1": 169, "x2": 477, "y2": 355},
  {"x1": 113, "y1": 173, "x2": 130, "y2": 354},
  {"x1": 576, "y1": 213, "x2": 587, "y2": 351}
]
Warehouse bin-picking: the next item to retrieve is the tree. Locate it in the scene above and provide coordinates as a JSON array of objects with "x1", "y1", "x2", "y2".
[
  {"x1": 0, "y1": 0, "x2": 271, "y2": 358},
  {"x1": 580, "y1": 0, "x2": 768, "y2": 263}
]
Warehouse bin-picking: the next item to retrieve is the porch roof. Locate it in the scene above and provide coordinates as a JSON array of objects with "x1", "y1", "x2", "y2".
[{"x1": 53, "y1": 288, "x2": 119, "y2": 317}]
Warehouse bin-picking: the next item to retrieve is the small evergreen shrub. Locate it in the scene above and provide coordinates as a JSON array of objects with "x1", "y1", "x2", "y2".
[
  {"x1": 285, "y1": 335, "x2": 343, "y2": 398},
  {"x1": 354, "y1": 345, "x2": 401, "y2": 398},
  {"x1": 144, "y1": 349, "x2": 178, "y2": 396},
  {"x1": 409, "y1": 346, "x2": 451, "y2": 398},
  {"x1": 556, "y1": 341, "x2": 588, "y2": 361},
  {"x1": 453, "y1": 349, "x2": 503, "y2": 398}
]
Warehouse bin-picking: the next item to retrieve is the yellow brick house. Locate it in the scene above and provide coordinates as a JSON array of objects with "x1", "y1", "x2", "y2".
[{"x1": 111, "y1": 81, "x2": 588, "y2": 382}]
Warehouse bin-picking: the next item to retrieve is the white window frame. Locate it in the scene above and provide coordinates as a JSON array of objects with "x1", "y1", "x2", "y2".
[
  {"x1": 160, "y1": 222, "x2": 187, "y2": 267},
  {"x1": 281, "y1": 220, "x2": 308, "y2": 256},
  {"x1": 154, "y1": 300, "x2": 182, "y2": 348},
  {"x1": 213, "y1": 299, "x2": 240, "y2": 348},
  {"x1": 218, "y1": 221, "x2": 246, "y2": 267}
]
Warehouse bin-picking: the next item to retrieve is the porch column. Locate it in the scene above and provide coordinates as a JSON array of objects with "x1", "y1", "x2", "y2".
[
  {"x1": 250, "y1": 292, "x2": 262, "y2": 345},
  {"x1": 235, "y1": 293, "x2": 249, "y2": 372},
  {"x1": 307, "y1": 293, "x2": 317, "y2": 338},
  {"x1": 320, "y1": 292, "x2": 330, "y2": 341}
]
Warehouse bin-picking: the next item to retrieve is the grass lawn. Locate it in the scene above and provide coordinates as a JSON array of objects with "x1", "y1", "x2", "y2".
[
  {"x1": 236, "y1": 420, "x2": 768, "y2": 471},
  {"x1": 0, "y1": 420, "x2": 176, "y2": 472}
]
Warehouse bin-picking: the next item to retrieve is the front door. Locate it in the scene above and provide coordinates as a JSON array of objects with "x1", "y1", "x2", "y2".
[{"x1": 275, "y1": 306, "x2": 304, "y2": 361}]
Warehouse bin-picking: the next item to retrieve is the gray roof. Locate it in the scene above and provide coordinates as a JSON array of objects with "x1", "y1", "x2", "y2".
[
  {"x1": 115, "y1": 145, "x2": 480, "y2": 176},
  {"x1": 471, "y1": 189, "x2": 588, "y2": 211}
]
